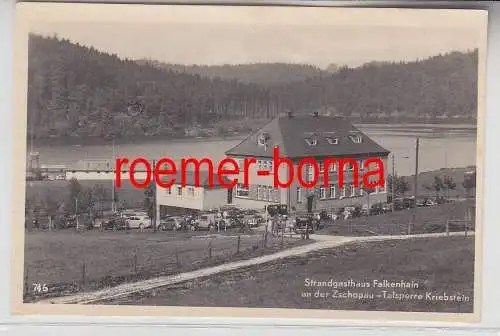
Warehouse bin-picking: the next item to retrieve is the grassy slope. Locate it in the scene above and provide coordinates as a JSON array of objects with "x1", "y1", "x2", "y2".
[
  {"x1": 110, "y1": 236, "x2": 474, "y2": 313},
  {"x1": 23, "y1": 229, "x2": 308, "y2": 301}
]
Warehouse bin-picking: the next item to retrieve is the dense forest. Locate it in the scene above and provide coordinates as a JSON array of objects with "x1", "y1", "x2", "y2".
[
  {"x1": 136, "y1": 60, "x2": 335, "y2": 86},
  {"x1": 27, "y1": 34, "x2": 478, "y2": 142}
]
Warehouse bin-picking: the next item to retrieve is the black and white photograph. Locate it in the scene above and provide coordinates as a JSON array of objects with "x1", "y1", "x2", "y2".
[{"x1": 11, "y1": 3, "x2": 487, "y2": 321}]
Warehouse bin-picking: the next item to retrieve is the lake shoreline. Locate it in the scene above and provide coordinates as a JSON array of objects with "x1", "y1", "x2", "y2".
[{"x1": 27, "y1": 122, "x2": 477, "y2": 148}]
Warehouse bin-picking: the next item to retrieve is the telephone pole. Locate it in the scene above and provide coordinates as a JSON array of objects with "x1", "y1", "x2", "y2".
[
  {"x1": 391, "y1": 153, "x2": 395, "y2": 212},
  {"x1": 111, "y1": 139, "x2": 116, "y2": 213},
  {"x1": 412, "y1": 137, "x2": 420, "y2": 224},
  {"x1": 152, "y1": 159, "x2": 157, "y2": 233}
]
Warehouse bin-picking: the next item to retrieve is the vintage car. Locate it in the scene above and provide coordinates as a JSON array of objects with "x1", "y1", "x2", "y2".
[{"x1": 292, "y1": 214, "x2": 315, "y2": 234}]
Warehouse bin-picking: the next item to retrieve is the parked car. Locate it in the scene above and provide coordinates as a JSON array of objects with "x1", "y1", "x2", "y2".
[
  {"x1": 126, "y1": 214, "x2": 151, "y2": 230},
  {"x1": 103, "y1": 216, "x2": 127, "y2": 231},
  {"x1": 292, "y1": 214, "x2": 314, "y2": 234},
  {"x1": 192, "y1": 213, "x2": 218, "y2": 231},
  {"x1": 158, "y1": 216, "x2": 184, "y2": 231},
  {"x1": 245, "y1": 214, "x2": 265, "y2": 227}
]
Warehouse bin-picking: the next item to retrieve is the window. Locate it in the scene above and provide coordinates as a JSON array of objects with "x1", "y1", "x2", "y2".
[
  {"x1": 273, "y1": 187, "x2": 280, "y2": 203},
  {"x1": 359, "y1": 182, "x2": 364, "y2": 196},
  {"x1": 187, "y1": 187, "x2": 195, "y2": 197},
  {"x1": 308, "y1": 165, "x2": 314, "y2": 182},
  {"x1": 166, "y1": 187, "x2": 172, "y2": 195},
  {"x1": 329, "y1": 162, "x2": 337, "y2": 173},
  {"x1": 358, "y1": 160, "x2": 364, "y2": 171},
  {"x1": 379, "y1": 180, "x2": 386, "y2": 193},
  {"x1": 326, "y1": 137, "x2": 339, "y2": 145},
  {"x1": 304, "y1": 133, "x2": 318, "y2": 146},
  {"x1": 268, "y1": 160, "x2": 273, "y2": 172},
  {"x1": 319, "y1": 186, "x2": 326, "y2": 200},
  {"x1": 319, "y1": 162, "x2": 324, "y2": 174},
  {"x1": 329, "y1": 185, "x2": 336, "y2": 199},
  {"x1": 296, "y1": 187, "x2": 302, "y2": 203},
  {"x1": 236, "y1": 184, "x2": 249, "y2": 198},
  {"x1": 267, "y1": 186, "x2": 274, "y2": 201},
  {"x1": 341, "y1": 186, "x2": 346, "y2": 198},
  {"x1": 325, "y1": 132, "x2": 338, "y2": 145},
  {"x1": 257, "y1": 133, "x2": 269, "y2": 146},
  {"x1": 177, "y1": 186, "x2": 182, "y2": 196},
  {"x1": 350, "y1": 184, "x2": 355, "y2": 197},
  {"x1": 349, "y1": 134, "x2": 362, "y2": 143},
  {"x1": 257, "y1": 185, "x2": 267, "y2": 201}
]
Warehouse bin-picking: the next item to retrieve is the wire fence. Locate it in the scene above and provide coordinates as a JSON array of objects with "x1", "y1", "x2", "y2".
[{"x1": 23, "y1": 229, "x2": 306, "y2": 302}]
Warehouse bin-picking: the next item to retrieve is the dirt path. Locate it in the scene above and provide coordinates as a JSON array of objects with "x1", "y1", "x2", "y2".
[{"x1": 37, "y1": 231, "x2": 473, "y2": 305}]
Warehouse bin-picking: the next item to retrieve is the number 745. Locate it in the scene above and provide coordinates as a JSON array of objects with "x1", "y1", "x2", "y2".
[{"x1": 32, "y1": 283, "x2": 48, "y2": 293}]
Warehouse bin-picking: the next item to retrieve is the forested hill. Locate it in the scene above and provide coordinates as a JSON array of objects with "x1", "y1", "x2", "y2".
[
  {"x1": 135, "y1": 60, "x2": 334, "y2": 86},
  {"x1": 27, "y1": 34, "x2": 478, "y2": 142}
]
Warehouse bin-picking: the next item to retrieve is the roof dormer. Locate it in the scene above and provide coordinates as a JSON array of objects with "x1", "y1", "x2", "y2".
[
  {"x1": 324, "y1": 132, "x2": 339, "y2": 145},
  {"x1": 257, "y1": 132, "x2": 270, "y2": 146},
  {"x1": 304, "y1": 132, "x2": 318, "y2": 146},
  {"x1": 348, "y1": 131, "x2": 363, "y2": 144}
]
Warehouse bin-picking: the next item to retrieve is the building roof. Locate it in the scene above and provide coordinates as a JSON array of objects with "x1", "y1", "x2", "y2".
[
  {"x1": 158, "y1": 170, "x2": 232, "y2": 188},
  {"x1": 225, "y1": 114, "x2": 390, "y2": 159}
]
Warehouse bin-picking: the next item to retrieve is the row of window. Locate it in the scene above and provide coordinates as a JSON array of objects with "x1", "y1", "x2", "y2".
[
  {"x1": 231, "y1": 159, "x2": 372, "y2": 175},
  {"x1": 296, "y1": 183, "x2": 386, "y2": 203},
  {"x1": 304, "y1": 133, "x2": 362, "y2": 147},
  {"x1": 235, "y1": 184, "x2": 280, "y2": 203},
  {"x1": 166, "y1": 185, "x2": 196, "y2": 198},
  {"x1": 256, "y1": 185, "x2": 280, "y2": 203}
]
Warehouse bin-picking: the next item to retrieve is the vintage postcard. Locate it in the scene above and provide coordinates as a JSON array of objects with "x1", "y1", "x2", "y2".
[{"x1": 11, "y1": 3, "x2": 487, "y2": 323}]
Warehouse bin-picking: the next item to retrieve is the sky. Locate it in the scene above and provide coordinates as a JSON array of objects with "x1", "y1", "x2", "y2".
[{"x1": 22, "y1": 4, "x2": 486, "y2": 69}]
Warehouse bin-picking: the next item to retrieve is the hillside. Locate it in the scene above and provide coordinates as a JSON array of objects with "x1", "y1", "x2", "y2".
[
  {"x1": 136, "y1": 60, "x2": 332, "y2": 86},
  {"x1": 27, "y1": 34, "x2": 478, "y2": 142}
]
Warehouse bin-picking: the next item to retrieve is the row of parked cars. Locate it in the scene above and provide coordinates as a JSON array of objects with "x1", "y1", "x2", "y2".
[{"x1": 158, "y1": 207, "x2": 267, "y2": 232}]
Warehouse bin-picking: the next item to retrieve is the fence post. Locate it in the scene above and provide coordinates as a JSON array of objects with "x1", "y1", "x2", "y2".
[
  {"x1": 133, "y1": 252, "x2": 137, "y2": 275},
  {"x1": 264, "y1": 231, "x2": 268, "y2": 248},
  {"x1": 208, "y1": 240, "x2": 212, "y2": 259},
  {"x1": 236, "y1": 235, "x2": 241, "y2": 254},
  {"x1": 81, "y1": 261, "x2": 86, "y2": 289},
  {"x1": 445, "y1": 221, "x2": 450, "y2": 236},
  {"x1": 176, "y1": 247, "x2": 180, "y2": 267},
  {"x1": 465, "y1": 221, "x2": 468, "y2": 237},
  {"x1": 407, "y1": 222, "x2": 412, "y2": 236}
]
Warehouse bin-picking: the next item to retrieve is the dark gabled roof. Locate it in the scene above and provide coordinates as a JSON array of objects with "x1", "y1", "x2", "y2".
[
  {"x1": 158, "y1": 170, "x2": 231, "y2": 188},
  {"x1": 225, "y1": 115, "x2": 390, "y2": 159}
]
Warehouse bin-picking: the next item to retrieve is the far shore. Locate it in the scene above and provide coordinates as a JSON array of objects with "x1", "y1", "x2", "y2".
[{"x1": 26, "y1": 122, "x2": 477, "y2": 148}]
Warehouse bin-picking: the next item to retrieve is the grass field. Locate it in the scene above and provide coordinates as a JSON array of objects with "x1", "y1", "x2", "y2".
[
  {"x1": 109, "y1": 236, "x2": 474, "y2": 313},
  {"x1": 26, "y1": 179, "x2": 144, "y2": 209},
  {"x1": 321, "y1": 199, "x2": 476, "y2": 236},
  {"x1": 23, "y1": 228, "x2": 310, "y2": 301}
]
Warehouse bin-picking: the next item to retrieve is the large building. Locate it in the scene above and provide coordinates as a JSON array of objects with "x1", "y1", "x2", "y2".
[{"x1": 225, "y1": 113, "x2": 391, "y2": 212}]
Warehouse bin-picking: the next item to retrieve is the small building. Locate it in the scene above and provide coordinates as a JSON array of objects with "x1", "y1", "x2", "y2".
[
  {"x1": 155, "y1": 170, "x2": 231, "y2": 216},
  {"x1": 224, "y1": 112, "x2": 391, "y2": 212}
]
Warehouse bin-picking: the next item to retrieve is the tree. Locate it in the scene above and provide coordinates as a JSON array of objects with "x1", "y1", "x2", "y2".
[
  {"x1": 91, "y1": 184, "x2": 109, "y2": 216},
  {"x1": 428, "y1": 176, "x2": 445, "y2": 198},
  {"x1": 388, "y1": 174, "x2": 410, "y2": 198},
  {"x1": 143, "y1": 184, "x2": 156, "y2": 231},
  {"x1": 443, "y1": 175, "x2": 457, "y2": 199},
  {"x1": 462, "y1": 171, "x2": 476, "y2": 198},
  {"x1": 42, "y1": 191, "x2": 59, "y2": 230},
  {"x1": 67, "y1": 178, "x2": 83, "y2": 214}
]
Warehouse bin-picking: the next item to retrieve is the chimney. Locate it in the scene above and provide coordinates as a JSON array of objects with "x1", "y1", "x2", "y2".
[{"x1": 313, "y1": 111, "x2": 319, "y2": 117}]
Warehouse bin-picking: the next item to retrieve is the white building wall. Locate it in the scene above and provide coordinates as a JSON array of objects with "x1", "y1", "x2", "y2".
[
  {"x1": 156, "y1": 184, "x2": 204, "y2": 210},
  {"x1": 65, "y1": 171, "x2": 149, "y2": 181}
]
